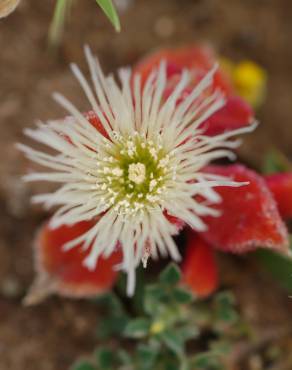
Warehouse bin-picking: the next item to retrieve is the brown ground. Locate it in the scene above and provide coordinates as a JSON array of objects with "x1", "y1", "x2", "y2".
[{"x1": 1, "y1": 0, "x2": 292, "y2": 369}]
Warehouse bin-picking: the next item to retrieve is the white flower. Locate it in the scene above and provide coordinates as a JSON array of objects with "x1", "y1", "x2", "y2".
[{"x1": 18, "y1": 47, "x2": 256, "y2": 295}]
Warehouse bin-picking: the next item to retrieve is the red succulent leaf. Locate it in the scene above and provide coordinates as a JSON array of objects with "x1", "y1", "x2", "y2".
[
  {"x1": 134, "y1": 44, "x2": 234, "y2": 94},
  {"x1": 201, "y1": 96, "x2": 254, "y2": 136},
  {"x1": 200, "y1": 165, "x2": 289, "y2": 254},
  {"x1": 24, "y1": 221, "x2": 121, "y2": 305},
  {"x1": 182, "y1": 231, "x2": 219, "y2": 297},
  {"x1": 164, "y1": 86, "x2": 254, "y2": 137},
  {"x1": 134, "y1": 45, "x2": 254, "y2": 136},
  {"x1": 265, "y1": 172, "x2": 292, "y2": 219}
]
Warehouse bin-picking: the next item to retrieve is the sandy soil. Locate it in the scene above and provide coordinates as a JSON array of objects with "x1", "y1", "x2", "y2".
[{"x1": 0, "y1": 0, "x2": 292, "y2": 369}]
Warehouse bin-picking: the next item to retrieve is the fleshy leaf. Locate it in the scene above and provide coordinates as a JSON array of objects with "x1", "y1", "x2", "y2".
[
  {"x1": 201, "y1": 96, "x2": 254, "y2": 136},
  {"x1": 24, "y1": 221, "x2": 121, "y2": 305},
  {"x1": 159, "y1": 263, "x2": 181, "y2": 285},
  {"x1": 265, "y1": 173, "x2": 292, "y2": 219},
  {"x1": 182, "y1": 233, "x2": 219, "y2": 297},
  {"x1": 71, "y1": 361, "x2": 96, "y2": 370},
  {"x1": 190, "y1": 352, "x2": 222, "y2": 369},
  {"x1": 124, "y1": 318, "x2": 151, "y2": 338},
  {"x1": 214, "y1": 292, "x2": 238, "y2": 324},
  {"x1": 160, "y1": 330, "x2": 184, "y2": 356},
  {"x1": 201, "y1": 165, "x2": 289, "y2": 254},
  {"x1": 95, "y1": 347, "x2": 115, "y2": 368},
  {"x1": 172, "y1": 287, "x2": 194, "y2": 304},
  {"x1": 134, "y1": 45, "x2": 254, "y2": 136},
  {"x1": 137, "y1": 344, "x2": 159, "y2": 370},
  {"x1": 144, "y1": 284, "x2": 167, "y2": 315},
  {"x1": 133, "y1": 44, "x2": 234, "y2": 94},
  {"x1": 262, "y1": 149, "x2": 292, "y2": 174},
  {"x1": 255, "y1": 248, "x2": 292, "y2": 293}
]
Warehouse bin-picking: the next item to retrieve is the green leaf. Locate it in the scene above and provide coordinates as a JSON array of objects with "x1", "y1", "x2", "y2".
[
  {"x1": 137, "y1": 344, "x2": 159, "y2": 369},
  {"x1": 256, "y1": 249, "x2": 292, "y2": 293},
  {"x1": 144, "y1": 284, "x2": 167, "y2": 315},
  {"x1": 161, "y1": 355, "x2": 179, "y2": 370},
  {"x1": 49, "y1": 0, "x2": 73, "y2": 46},
  {"x1": 117, "y1": 350, "x2": 132, "y2": 366},
  {"x1": 71, "y1": 361, "x2": 96, "y2": 370},
  {"x1": 215, "y1": 292, "x2": 238, "y2": 324},
  {"x1": 210, "y1": 340, "x2": 232, "y2": 355},
  {"x1": 172, "y1": 287, "x2": 194, "y2": 304},
  {"x1": 93, "y1": 292, "x2": 125, "y2": 315},
  {"x1": 159, "y1": 263, "x2": 181, "y2": 285},
  {"x1": 95, "y1": 347, "x2": 114, "y2": 368},
  {"x1": 262, "y1": 149, "x2": 292, "y2": 174},
  {"x1": 97, "y1": 315, "x2": 129, "y2": 339},
  {"x1": 95, "y1": 0, "x2": 121, "y2": 32},
  {"x1": 190, "y1": 352, "x2": 222, "y2": 369},
  {"x1": 145, "y1": 284, "x2": 166, "y2": 300},
  {"x1": 94, "y1": 292, "x2": 129, "y2": 339},
  {"x1": 160, "y1": 330, "x2": 184, "y2": 356},
  {"x1": 124, "y1": 318, "x2": 151, "y2": 338},
  {"x1": 176, "y1": 325, "x2": 199, "y2": 341}
]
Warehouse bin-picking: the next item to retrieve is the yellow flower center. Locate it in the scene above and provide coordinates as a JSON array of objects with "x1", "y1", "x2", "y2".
[{"x1": 128, "y1": 162, "x2": 146, "y2": 184}]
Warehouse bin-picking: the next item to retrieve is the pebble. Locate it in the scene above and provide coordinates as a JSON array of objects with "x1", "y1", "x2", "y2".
[
  {"x1": 0, "y1": 0, "x2": 20, "y2": 19},
  {"x1": 1, "y1": 276, "x2": 22, "y2": 298},
  {"x1": 154, "y1": 16, "x2": 175, "y2": 38},
  {"x1": 114, "y1": 0, "x2": 133, "y2": 13},
  {"x1": 249, "y1": 355, "x2": 263, "y2": 370}
]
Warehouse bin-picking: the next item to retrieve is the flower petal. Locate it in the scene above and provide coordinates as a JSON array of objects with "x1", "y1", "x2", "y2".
[
  {"x1": 164, "y1": 212, "x2": 185, "y2": 234},
  {"x1": 85, "y1": 110, "x2": 109, "y2": 138},
  {"x1": 201, "y1": 165, "x2": 289, "y2": 254},
  {"x1": 265, "y1": 173, "x2": 292, "y2": 219},
  {"x1": 182, "y1": 231, "x2": 219, "y2": 297},
  {"x1": 24, "y1": 221, "x2": 121, "y2": 304}
]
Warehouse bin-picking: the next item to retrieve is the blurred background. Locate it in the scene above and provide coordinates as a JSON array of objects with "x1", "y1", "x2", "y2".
[{"x1": 0, "y1": 0, "x2": 292, "y2": 369}]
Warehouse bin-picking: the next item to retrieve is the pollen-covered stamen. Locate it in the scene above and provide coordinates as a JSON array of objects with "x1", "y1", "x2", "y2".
[
  {"x1": 128, "y1": 163, "x2": 146, "y2": 184},
  {"x1": 94, "y1": 133, "x2": 176, "y2": 216}
]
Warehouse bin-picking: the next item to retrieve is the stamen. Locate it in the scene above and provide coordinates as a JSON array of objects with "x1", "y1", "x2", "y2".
[{"x1": 128, "y1": 163, "x2": 146, "y2": 184}]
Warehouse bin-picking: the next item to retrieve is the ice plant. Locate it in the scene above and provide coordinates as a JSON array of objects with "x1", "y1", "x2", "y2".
[
  {"x1": 19, "y1": 46, "x2": 258, "y2": 297},
  {"x1": 23, "y1": 221, "x2": 122, "y2": 305},
  {"x1": 133, "y1": 45, "x2": 291, "y2": 297}
]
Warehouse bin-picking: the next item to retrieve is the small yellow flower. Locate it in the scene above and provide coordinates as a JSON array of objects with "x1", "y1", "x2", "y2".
[
  {"x1": 150, "y1": 321, "x2": 165, "y2": 334},
  {"x1": 220, "y1": 58, "x2": 267, "y2": 109},
  {"x1": 233, "y1": 60, "x2": 267, "y2": 108}
]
